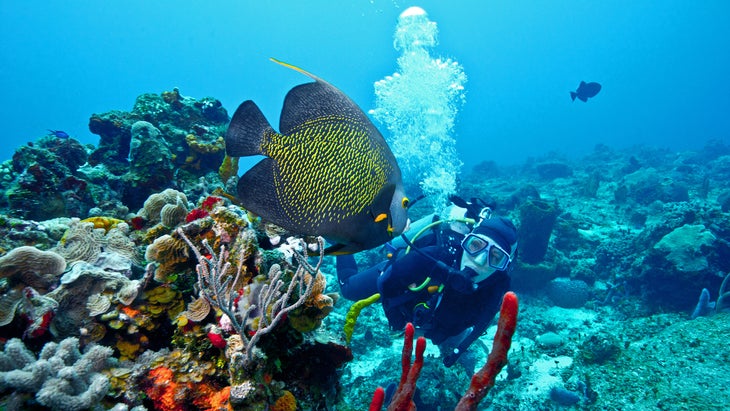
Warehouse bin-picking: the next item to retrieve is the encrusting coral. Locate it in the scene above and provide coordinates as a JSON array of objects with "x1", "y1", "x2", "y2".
[
  {"x1": 218, "y1": 154, "x2": 239, "y2": 183},
  {"x1": 186, "y1": 134, "x2": 225, "y2": 155},
  {"x1": 46, "y1": 259, "x2": 143, "y2": 337},
  {"x1": 270, "y1": 390, "x2": 297, "y2": 411},
  {"x1": 80, "y1": 216, "x2": 125, "y2": 232}
]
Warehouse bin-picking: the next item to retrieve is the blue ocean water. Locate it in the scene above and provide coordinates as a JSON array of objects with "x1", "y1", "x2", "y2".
[
  {"x1": 2, "y1": 3, "x2": 730, "y2": 410},
  {"x1": 2, "y1": 1, "x2": 728, "y2": 168}
]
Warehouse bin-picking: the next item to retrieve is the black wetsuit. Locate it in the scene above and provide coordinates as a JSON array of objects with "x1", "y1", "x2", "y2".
[{"x1": 337, "y1": 230, "x2": 510, "y2": 364}]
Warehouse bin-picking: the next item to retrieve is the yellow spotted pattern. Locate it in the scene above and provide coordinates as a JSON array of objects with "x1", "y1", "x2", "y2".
[{"x1": 261, "y1": 115, "x2": 392, "y2": 231}]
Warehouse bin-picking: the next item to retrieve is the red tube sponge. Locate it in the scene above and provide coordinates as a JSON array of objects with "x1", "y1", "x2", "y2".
[{"x1": 455, "y1": 291, "x2": 519, "y2": 411}]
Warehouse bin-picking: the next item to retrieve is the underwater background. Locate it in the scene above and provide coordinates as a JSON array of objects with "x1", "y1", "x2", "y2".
[{"x1": 1, "y1": 1, "x2": 730, "y2": 411}]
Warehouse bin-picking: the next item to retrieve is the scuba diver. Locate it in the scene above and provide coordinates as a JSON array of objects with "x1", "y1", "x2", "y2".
[{"x1": 337, "y1": 197, "x2": 519, "y2": 369}]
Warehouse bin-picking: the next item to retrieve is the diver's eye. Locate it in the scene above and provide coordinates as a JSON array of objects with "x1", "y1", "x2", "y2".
[{"x1": 402, "y1": 197, "x2": 410, "y2": 209}]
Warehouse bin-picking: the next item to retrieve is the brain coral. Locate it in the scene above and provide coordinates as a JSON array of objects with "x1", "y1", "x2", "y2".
[
  {"x1": 144, "y1": 234, "x2": 190, "y2": 282},
  {"x1": 160, "y1": 196, "x2": 189, "y2": 228},
  {"x1": 0, "y1": 246, "x2": 67, "y2": 291},
  {"x1": 140, "y1": 188, "x2": 188, "y2": 224},
  {"x1": 55, "y1": 219, "x2": 106, "y2": 263}
]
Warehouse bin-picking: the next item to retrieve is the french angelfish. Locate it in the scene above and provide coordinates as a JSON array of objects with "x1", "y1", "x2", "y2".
[
  {"x1": 570, "y1": 81, "x2": 601, "y2": 102},
  {"x1": 225, "y1": 58, "x2": 409, "y2": 254}
]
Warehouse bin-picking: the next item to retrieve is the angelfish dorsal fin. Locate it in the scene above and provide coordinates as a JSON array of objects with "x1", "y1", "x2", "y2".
[{"x1": 271, "y1": 58, "x2": 369, "y2": 135}]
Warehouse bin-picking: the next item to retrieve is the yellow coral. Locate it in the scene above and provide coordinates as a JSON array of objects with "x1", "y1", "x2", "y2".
[
  {"x1": 162, "y1": 88, "x2": 182, "y2": 107},
  {"x1": 80, "y1": 216, "x2": 125, "y2": 232},
  {"x1": 343, "y1": 293, "x2": 381, "y2": 344},
  {"x1": 208, "y1": 207, "x2": 254, "y2": 252},
  {"x1": 141, "y1": 223, "x2": 170, "y2": 245},
  {"x1": 288, "y1": 272, "x2": 335, "y2": 333},
  {"x1": 145, "y1": 285, "x2": 180, "y2": 305},
  {"x1": 142, "y1": 286, "x2": 184, "y2": 322},
  {"x1": 186, "y1": 134, "x2": 225, "y2": 155},
  {"x1": 116, "y1": 339, "x2": 141, "y2": 361},
  {"x1": 270, "y1": 390, "x2": 296, "y2": 411},
  {"x1": 144, "y1": 234, "x2": 190, "y2": 282},
  {"x1": 218, "y1": 154, "x2": 239, "y2": 183}
]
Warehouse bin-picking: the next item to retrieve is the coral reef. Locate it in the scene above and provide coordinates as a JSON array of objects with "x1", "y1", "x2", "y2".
[
  {"x1": 86, "y1": 89, "x2": 228, "y2": 211},
  {"x1": 1, "y1": 71, "x2": 730, "y2": 411},
  {"x1": 0, "y1": 337, "x2": 114, "y2": 411},
  {"x1": 126, "y1": 121, "x2": 175, "y2": 207},
  {"x1": 0, "y1": 246, "x2": 66, "y2": 291},
  {"x1": 1, "y1": 137, "x2": 95, "y2": 220},
  {"x1": 287, "y1": 271, "x2": 337, "y2": 333}
]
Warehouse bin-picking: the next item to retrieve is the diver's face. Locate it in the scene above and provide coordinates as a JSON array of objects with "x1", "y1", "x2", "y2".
[
  {"x1": 459, "y1": 233, "x2": 512, "y2": 283},
  {"x1": 460, "y1": 252, "x2": 497, "y2": 283}
]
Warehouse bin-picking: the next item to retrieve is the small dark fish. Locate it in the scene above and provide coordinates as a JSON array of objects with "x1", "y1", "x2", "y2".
[
  {"x1": 225, "y1": 58, "x2": 409, "y2": 254},
  {"x1": 570, "y1": 81, "x2": 601, "y2": 102},
  {"x1": 47, "y1": 129, "x2": 70, "y2": 139}
]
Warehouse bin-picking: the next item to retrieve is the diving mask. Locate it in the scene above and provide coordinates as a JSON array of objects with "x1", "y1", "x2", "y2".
[{"x1": 461, "y1": 233, "x2": 512, "y2": 271}]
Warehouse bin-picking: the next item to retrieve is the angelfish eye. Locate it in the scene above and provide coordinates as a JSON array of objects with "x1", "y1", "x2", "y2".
[{"x1": 402, "y1": 197, "x2": 410, "y2": 209}]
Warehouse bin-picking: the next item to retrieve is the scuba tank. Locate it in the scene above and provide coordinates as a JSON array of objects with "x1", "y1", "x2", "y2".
[
  {"x1": 388, "y1": 205, "x2": 472, "y2": 254},
  {"x1": 385, "y1": 192, "x2": 497, "y2": 264},
  {"x1": 388, "y1": 213, "x2": 438, "y2": 251}
]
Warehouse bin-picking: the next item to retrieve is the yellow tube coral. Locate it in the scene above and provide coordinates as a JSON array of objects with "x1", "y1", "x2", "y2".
[{"x1": 218, "y1": 154, "x2": 239, "y2": 183}]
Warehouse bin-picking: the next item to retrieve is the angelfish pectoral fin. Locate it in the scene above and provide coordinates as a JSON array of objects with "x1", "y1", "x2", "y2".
[
  {"x1": 372, "y1": 212, "x2": 395, "y2": 237},
  {"x1": 373, "y1": 213, "x2": 388, "y2": 223}
]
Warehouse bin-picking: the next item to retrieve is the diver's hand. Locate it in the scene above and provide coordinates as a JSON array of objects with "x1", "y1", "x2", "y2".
[
  {"x1": 443, "y1": 348, "x2": 461, "y2": 368},
  {"x1": 446, "y1": 269, "x2": 477, "y2": 294}
]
